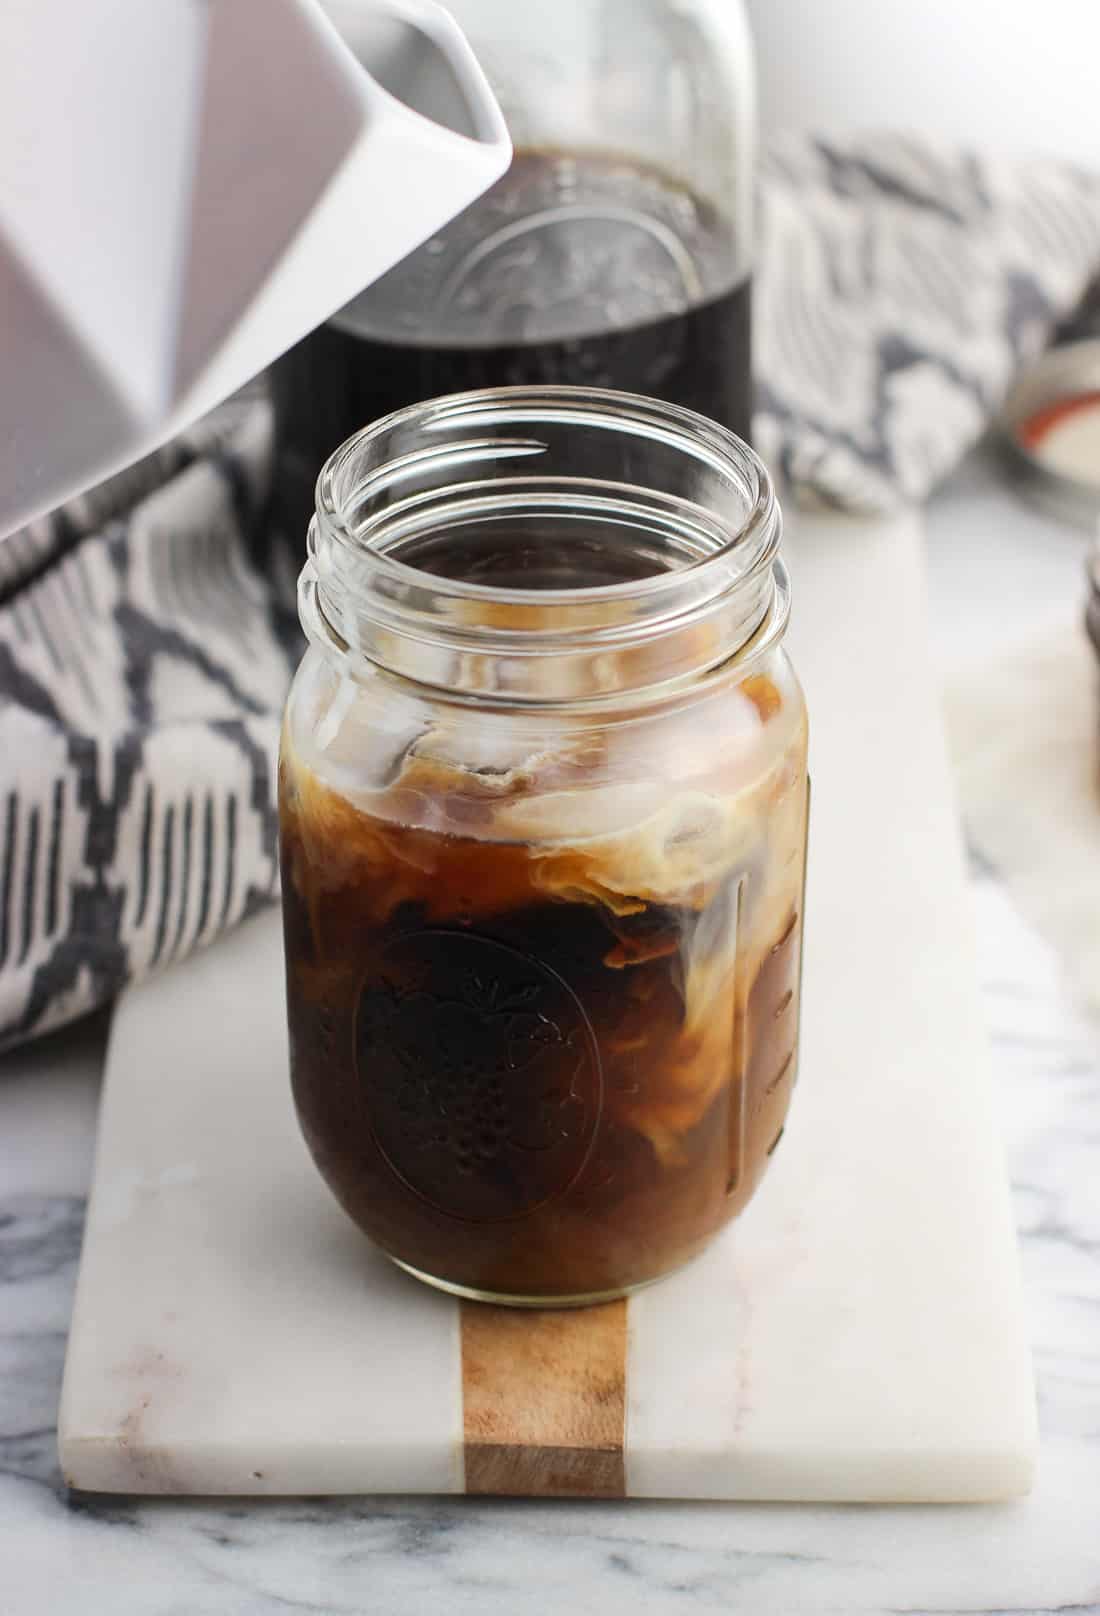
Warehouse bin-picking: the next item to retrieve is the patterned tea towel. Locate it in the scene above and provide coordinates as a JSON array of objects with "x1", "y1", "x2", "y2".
[
  {"x1": 755, "y1": 134, "x2": 1100, "y2": 510},
  {"x1": 0, "y1": 395, "x2": 298, "y2": 1050},
  {"x1": 3, "y1": 133, "x2": 1100, "y2": 1048}
]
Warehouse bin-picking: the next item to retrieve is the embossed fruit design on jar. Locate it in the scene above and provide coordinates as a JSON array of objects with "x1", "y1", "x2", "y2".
[
  {"x1": 355, "y1": 931, "x2": 602, "y2": 1223},
  {"x1": 279, "y1": 388, "x2": 808, "y2": 1305}
]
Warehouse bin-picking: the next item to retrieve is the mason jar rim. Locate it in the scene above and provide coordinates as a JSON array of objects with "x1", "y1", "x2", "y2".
[
  {"x1": 301, "y1": 385, "x2": 788, "y2": 705},
  {"x1": 316, "y1": 385, "x2": 777, "y2": 601}
]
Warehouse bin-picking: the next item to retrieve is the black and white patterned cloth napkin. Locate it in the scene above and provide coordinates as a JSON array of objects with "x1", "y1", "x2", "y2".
[
  {"x1": 755, "y1": 135, "x2": 1100, "y2": 508},
  {"x1": 0, "y1": 395, "x2": 297, "y2": 1049},
  {"x1": 2, "y1": 134, "x2": 1099, "y2": 1049}
]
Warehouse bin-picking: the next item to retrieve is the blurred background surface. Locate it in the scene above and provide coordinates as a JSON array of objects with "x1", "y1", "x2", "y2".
[{"x1": 749, "y1": 0, "x2": 1100, "y2": 163}]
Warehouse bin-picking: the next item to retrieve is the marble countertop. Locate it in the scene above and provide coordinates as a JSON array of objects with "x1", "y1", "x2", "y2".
[{"x1": 3, "y1": 443, "x2": 1098, "y2": 1614}]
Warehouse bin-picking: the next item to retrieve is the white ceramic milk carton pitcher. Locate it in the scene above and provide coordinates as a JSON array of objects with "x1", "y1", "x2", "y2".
[{"x1": 0, "y1": 0, "x2": 510, "y2": 538}]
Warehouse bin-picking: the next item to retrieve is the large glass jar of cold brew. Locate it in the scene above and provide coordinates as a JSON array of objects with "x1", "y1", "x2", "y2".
[
  {"x1": 279, "y1": 387, "x2": 808, "y2": 1306},
  {"x1": 271, "y1": 0, "x2": 756, "y2": 539}
]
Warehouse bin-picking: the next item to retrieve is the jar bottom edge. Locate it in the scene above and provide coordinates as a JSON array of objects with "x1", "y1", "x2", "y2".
[{"x1": 387, "y1": 1255, "x2": 684, "y2": 1310}]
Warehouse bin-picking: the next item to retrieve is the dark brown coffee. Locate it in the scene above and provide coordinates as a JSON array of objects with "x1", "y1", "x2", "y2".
[{"x1": 279, "y1": 702, "x2": 804, "y2": 1302}]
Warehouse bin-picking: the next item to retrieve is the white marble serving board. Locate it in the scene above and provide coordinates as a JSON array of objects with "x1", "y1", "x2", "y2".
[{"x1": 58, "y1": 510, "x2": 1037, "y2": 1502}]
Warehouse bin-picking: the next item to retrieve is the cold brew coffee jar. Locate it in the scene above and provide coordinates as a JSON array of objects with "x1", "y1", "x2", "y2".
[
  {"x1": 271, "y1": 0, "x2": 756, "y2": 540},
  {"x1": 279, "y1": 387, "x2": 807, "y2": 1306}
]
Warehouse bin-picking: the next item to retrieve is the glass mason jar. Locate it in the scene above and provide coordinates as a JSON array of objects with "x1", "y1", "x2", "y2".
[
  {"x1": 271, "y1": 0, "x2": 756, "y2": 539},
  {"x1": 278, "y1": 387, "x2": 807, "y2": 1306}
]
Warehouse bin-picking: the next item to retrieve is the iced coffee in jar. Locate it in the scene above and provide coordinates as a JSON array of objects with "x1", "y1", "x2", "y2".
[{"x1": 279, "y1": 387, "x2": 808, "y2": 1305}]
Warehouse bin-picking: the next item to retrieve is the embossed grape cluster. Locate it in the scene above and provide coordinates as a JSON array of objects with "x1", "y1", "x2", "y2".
[{"x1": 359, "y1": 970, "x2": 585, "y2": 1178}]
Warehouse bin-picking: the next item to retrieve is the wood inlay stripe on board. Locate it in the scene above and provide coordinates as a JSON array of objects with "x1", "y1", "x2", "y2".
[{"x1": 460, "y1": 1299, "x2": 627, "y2": 1497}]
